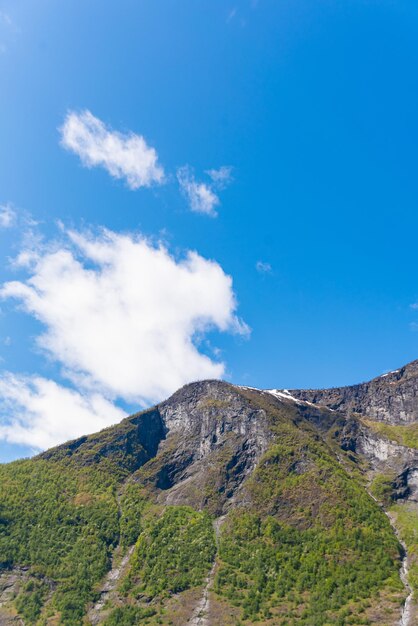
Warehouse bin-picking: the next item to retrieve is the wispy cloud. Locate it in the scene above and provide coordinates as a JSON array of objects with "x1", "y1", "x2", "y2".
[
  {"x1": 0, "y1": 11, "x2": 19, "y2": 54},
  {"x1": 60, "y1": 110, "x2": 165, "y2": 190},
  {"x1": 227, "y1": 8, "x2": 238, "y2": 23},
  {"x1": 177, "y1": 167, "x2": 219, "y2": 216},
  {"x1": 0, "y1": 374, "x2": 125, "y2": 449},
  {"x1": 0, "y1": 203, "x2": 17, "y2": 228},
  {"x1": 177, "y1": 165, "x2": 233, "y2": 216},
  {"x1": 256, "y1": 260, "x2": 272, "y2": 274},
  {"x1": 206, "y1": 166, "x2": 233, "y2": 188}
]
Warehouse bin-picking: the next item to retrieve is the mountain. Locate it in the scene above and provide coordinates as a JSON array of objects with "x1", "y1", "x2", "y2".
[{"x1": 1, "y1": 363, "x2": 418, "y2": 625}]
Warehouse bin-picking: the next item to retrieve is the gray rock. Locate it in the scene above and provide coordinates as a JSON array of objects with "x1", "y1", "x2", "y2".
[{"x1": 289, "y1": 360, "x2": 418, "y2": 424}]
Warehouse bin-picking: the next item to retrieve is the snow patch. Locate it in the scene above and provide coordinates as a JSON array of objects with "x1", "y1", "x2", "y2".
[
  {"x1": 265, "y1": 389, "x2": 301, "y2": 403},
  {"x1": 380, "y1": 369, "x2": 400, "y2": 379}
]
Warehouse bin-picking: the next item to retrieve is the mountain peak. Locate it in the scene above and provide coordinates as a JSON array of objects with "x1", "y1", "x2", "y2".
[{"x1": 2, "y1": 361, "x2": 418, "y2": 625}]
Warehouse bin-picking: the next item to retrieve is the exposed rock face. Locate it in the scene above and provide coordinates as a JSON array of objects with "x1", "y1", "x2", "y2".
[
  {"x1": 136, "y1": 376, "x2": 418, "y2": 514},
  {"x1": 287, "y1": 366, "x2": 418, "y2": 505},
  {"x1": 0, "y1": 568, "x2": 36, "y2": 625},
  {"x1": 138, "y1": 381, "x2": 272, "y2": 514},
  {"x1": 0, "y1": 567, "x2": 29, "y2": 608},
  {"x1": 290, "y1": 360, "x2": 418, "y2": 424}
]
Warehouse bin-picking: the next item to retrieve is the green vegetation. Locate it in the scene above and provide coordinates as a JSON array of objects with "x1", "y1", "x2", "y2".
[
  {"x1": 213, "y1": 415, "x2": 404, "y2": 625},
  {"x1": 363, "y1": 418, "x2": 418, "y2": 450},
  {"x1": 0, "y1": 449, "x2": 151, "y2": 625},
  {"x1": 0, "y1": 460, "x2": 214, "y2": 625},
  {"x1": 0, "y1": 407, "x2": 163, "y2": 624},
  {"x1": 0, "y1": 457, "x2": 121, "y2": 623},
  {"x1": 124, "y1": 506, "x2": 216, "y2": 598},
  {"x1": 370, "y1": 473, "x2": 396, "y2": 506},
  {"x1": 216, "y1": 510, "x2": 401, "y2": 624},
  {"x1": 15, "y1": 579, "x2": 49, "y2": 624},
  {"x1": 103, "y1": 605, "x2": 157, "y2": 625},
  {"x1": 390, "y1": 503, "x2": 418, "y2": 595},
  {"x1": 119, "y1": 482, "x2": 149, "y2": 547}
]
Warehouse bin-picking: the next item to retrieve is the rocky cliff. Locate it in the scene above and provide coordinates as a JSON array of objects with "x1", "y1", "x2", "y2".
[{"x1": 290, "y1": 359, "x2": 418, "y2": 424}]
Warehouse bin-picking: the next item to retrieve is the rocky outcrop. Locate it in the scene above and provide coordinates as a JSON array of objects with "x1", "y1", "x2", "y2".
[
  {"x1": 137, "y1": 381, "x2": 272, "y2": 515},
  {"x1": 88, "y1": 546, "x2": 135, "y2": 625},
  {"x1": 0, "y1": 567, "x2": 29, "y2": 609},
  {"x1": 0, "y1": 568, "x2": 53, "y2": 625},
  {"x1": 290, "y1": 360, "x2": 418, "y2": 424},
  {"x1": 288, "y1": 376, "x2": 418, "y2": 505}
]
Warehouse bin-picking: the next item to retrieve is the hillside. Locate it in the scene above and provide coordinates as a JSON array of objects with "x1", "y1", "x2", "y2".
[{"x1": 1, "y1": 366, "x2": 418, "y2": 625}]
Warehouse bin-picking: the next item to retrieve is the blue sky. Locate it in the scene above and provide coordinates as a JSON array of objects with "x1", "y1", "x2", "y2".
[{"x1": 1, "y1": 0, "x2": 418, "y2": 461}]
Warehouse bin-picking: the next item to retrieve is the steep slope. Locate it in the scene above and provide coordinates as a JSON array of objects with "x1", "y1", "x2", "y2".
[
  {"x1": 0, "y1": 371, "x2": 417, "y2": 625},
  {"x1": 288, "y1": 363, "x2": 418, "y2": 624}
]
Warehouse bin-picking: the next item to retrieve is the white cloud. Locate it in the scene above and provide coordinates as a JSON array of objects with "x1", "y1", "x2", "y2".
[
  {"x1": 177, "y1": 165, "x2": 233, "y2": 216},
  {"x1": 60, "y1": 110, "x2": 164, "y2": 190},
  {"x1": 256, "y1": 260, "x2": 272, "y2": 274},
  {"x1": 0, "y1": 373, "x2": 125, "y2": 449},
  {"x1": 2, "y1": 227, "x2": 248, "y2": 416},
  {"x1": 0, "y1": 203, "x2": 16, "y2": 228},
  {"x1": 177, "y1": 166, "x2": 220, "y2": 216},
  {"x1": 206, "y1": 166, "x2": 233, "y2": 188},
  {"x1": 177, "y1": 165, "x2": 233, "y2": 217}
]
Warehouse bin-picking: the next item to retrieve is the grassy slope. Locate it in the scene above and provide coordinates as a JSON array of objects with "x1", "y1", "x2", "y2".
[
  {"x1": 109, "y1": 392, "x2": 406, "y2": 626},
  {"x1": 389, "y1": 504, "x2": 418, "y2": 593},
  {"x1": 102, "y1": 506, "x2": 216, "y2": 625},
  {"x1": 370, "y1": 471, "x2": 418, "y2": 601},
  {"x1": 362, "y1": 418, "x2": 418, "y2": 450},
  {"x1": 364, "y1": 418, "x2": 418, "y2": 609},
  {"x1": 0, "y1": 457, "x2": 122, "y2": 624},
  {"x1": 0, "y1": 408, "x2": 159, "y2": 625},
  {"x1": 211, "y1": 399, "x2": 404, "y2": 626}
]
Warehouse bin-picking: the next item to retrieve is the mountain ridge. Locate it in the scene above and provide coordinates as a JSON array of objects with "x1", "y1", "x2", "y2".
[
  {"x1": 1, "y1": 362, "x2": 418, "y2": 624},
  {"x1": 289, "y1": 359, "x2": 418, "y2": 424}
]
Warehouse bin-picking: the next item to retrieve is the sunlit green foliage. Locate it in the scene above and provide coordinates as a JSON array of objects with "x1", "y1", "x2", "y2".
[
  {"x1": 214, "y1": 422, "x2": 403, "y2": 625},
  {"x1": 363, "y1": 418, "x2": 418, "y2": 450},
  {"x1": 125, "y1": 506, "x2": 216, "y2": 598},
  {"x1": 216, "y1": 511, "x2": 401, "y2": 624},
  {"x1": 390, "y1": 503, "x2": 418, "y2": 595},
  {"x1": 370, "y1": 473, "x2": 395, "y2": 506},
  {"x1": 0, "y1": 457, "x2": 123, "y2": 624},
  {"x1": 119, "y1": 482, "x2": 149, "y2": 548},
  {"x1": 0, "y1": 408, "x2": 162, "y2": 624},
  {"x1": 103, "y1": 605, "x2": 157, "y2": 625},
  {"x1": 15, "y1": 578, "x2": 49, "y2": 624}
]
